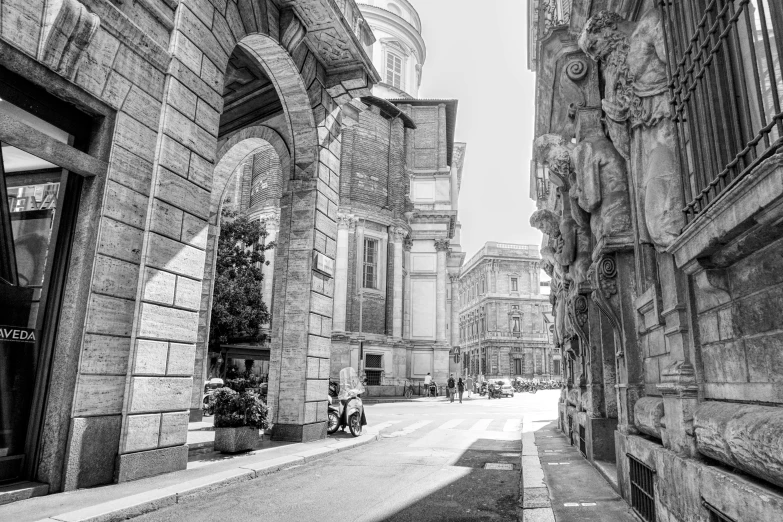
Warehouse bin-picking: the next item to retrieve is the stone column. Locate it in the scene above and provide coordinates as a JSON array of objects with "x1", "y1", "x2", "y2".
[
  {"x1": 450, "y1": 274, "x2": 460, "y2": 347},
  {"x1": 261, "y1": 213, "x2": 280, "y2": 318},
  {"x1": 403, "y1": 237, "x2": 412, "y2": 339},
  {"x1": 390, "y1": 227, "x2": 406, "y2": 338},
  {"x1": 435, "y1": 239, "x2": 450, "y2": 343},
  {"x1": 333, "y1": 213, "x2": 355, "y2": 331}
]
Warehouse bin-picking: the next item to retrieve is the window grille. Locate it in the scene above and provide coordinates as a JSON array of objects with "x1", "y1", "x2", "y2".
[
  {"x1": 628, "y1": 454, "x2": 656, "y2": 522},
  {"x1": 704, "y1": 501, "x2": 735, "y2": 522},
  {"x1": 365, "y1": 369, "x2": 382, "y2": 386},
  {"x1": 386, "y1": 51, "x2": 403, "y2": 89},
  {"x1": 660, "y1": 0, "x2": 783, "y2": 221},
  {"x1": 363, "y1": 238, "x2": 378, "y2": 289},
  {"x1": 579, "y1": 424, "x2": 587, "y2": 457},
  {"x1": 365, "y1": 353, "x2": 383, "y2": 369}
]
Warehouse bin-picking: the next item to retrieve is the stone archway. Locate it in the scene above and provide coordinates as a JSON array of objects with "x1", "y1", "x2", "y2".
[
  {"x1": 189, "y1": 125, "x2": 290, "y2": 421},
  {"x1": 116, "y1": 3, "x2": 374, "y2": 482}
]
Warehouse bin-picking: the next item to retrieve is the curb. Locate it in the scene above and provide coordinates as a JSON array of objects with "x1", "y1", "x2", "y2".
[
  {"x1": 518, "y1": 417, "x2": 556, "y2": 522},
  {"x1": 36, "y1": 432, "x2": 381, "y2": 522}
]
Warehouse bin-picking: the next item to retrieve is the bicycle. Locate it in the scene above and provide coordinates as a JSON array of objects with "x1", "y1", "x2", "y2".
[{"x1": 404, "y1": 380, "x2": 414, "y2": 399}]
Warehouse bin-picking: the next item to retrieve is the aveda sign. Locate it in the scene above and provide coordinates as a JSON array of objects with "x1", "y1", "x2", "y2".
[{"x1": 0, "y1": 326, "x2": 37, "y2": 343}]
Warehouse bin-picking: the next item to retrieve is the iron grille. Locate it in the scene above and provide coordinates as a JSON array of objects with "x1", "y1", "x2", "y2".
[
  {"x1": 579, "y1": 424, "x2": 587, "y2": 457},
  {"x1": 365, "y1": 354, "x2": 383, "y2": 369},
  {"x1": 704, "y1": 501, "x2": 736, "y2": 522},
  {"x1": 660, "y1": 0, "x2": 783, "y2": 221},
  {"x1": 628, "y1": 455, "x2": 656, "y2": 522},
  {"x1": 365, "y1": 369, "x2": 381, "y2": 386}
]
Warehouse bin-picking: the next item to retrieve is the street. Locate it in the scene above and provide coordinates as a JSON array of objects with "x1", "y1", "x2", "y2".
[{"x1": 135, "y1": 390, "x2": 560, "y2": 522}]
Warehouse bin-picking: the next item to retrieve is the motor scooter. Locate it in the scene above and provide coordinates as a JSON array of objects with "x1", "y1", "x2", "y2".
[{"x1": 327, "y1": 367, "x2": 367, "y2": 437}]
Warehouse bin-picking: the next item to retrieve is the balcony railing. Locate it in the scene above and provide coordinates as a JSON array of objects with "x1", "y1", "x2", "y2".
[{"x1": 660, "y1": 0, "x2": 783, "y2": 221}]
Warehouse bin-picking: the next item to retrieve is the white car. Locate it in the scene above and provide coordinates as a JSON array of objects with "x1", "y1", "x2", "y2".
[{"x1": 499, "y1": 382, "x2": 515, "y2": 397}]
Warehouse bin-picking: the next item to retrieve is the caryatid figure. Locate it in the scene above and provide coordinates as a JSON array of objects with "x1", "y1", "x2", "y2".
[
  {"x1": 578, "y1": 9, "x2": 685, "y2": 250},
  {"x1": 571, "y1": 117, "x2": 633, "y2": 242},
  {"x1": 532, "y1": 134, "x2": 591, "y2": 286}
]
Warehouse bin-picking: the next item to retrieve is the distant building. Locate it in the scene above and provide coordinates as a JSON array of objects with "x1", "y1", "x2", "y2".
[{"x1": 457, "y1": 242, "x2": 556, "y2": 381}]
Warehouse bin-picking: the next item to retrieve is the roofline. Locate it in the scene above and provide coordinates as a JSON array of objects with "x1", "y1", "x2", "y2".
[
  {"x1": 387, "y1": 98, "x2": 458, "y2": 166},
  {"x1": 359, "y1": 95, "x2": 417, "y2": 128}
]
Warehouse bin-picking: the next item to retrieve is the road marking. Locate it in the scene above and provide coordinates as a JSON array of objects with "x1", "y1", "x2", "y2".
[
  {"x1": 372, "y1": 421, "x2": 402, "y2": 432},
  {"x1": 439, "y1": 418, "x2": 465, "y2": 430},
  {"x1": 469, "y1": 419, "x2": 493, "y2": 431},
  {"x1": 503, "y1": 419, "x2": 521, "y2": 432},
  {"x1": 383, "y1": 420, "x2": 432, "y2": 438}
]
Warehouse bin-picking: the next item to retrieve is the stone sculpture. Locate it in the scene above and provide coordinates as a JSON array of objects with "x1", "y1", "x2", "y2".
[
  {"x1": 532, "y1": 135, "x2": 591, "y2": 285},
  {"x1": 571, "y1": 117, "x2": 633, "y2": 242},
  {"x1": 579, "y1": 9, "x2": 685, "y2": 250}
]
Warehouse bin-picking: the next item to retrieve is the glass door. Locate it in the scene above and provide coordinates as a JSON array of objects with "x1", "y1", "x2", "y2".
[{"x1": 0, "y1": 99, "x2": 78, "y2": 483}]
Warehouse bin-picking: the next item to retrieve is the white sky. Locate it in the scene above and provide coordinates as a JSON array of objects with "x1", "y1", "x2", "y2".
[{"x1": 413, "y1": 0, "x2": 542, "y2": 261}]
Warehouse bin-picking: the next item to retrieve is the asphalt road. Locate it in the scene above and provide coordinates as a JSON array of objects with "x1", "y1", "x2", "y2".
[{"x1": 135, "y1": 389, "x2": 560, "y2": 522}]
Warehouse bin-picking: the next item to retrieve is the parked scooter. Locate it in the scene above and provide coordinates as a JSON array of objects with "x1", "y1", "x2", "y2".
[
  {"x1": 487, "y1": 381, "x2": 502, "y2": 399},
  {"x1": 327, "y1": 367, "x2": 367, "y2": 437},
  {"x1": 479, "y1": 382, "x2": 488, "y2": 396}
]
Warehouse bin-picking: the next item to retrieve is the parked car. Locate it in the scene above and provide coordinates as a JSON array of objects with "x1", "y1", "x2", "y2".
[{"x1": 499, "y1": 381, "x2": 515, "y2": 397}]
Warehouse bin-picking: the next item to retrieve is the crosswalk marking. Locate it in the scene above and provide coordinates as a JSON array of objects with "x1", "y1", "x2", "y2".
[
  {"x1": 503, "y1": 419, "x2": 521, "y2": 432},
  {"x1": 469, "y1": 419, "x2": 493, "y2": 431},
  {"x1": 439, "y1": 419, "x2": 465, "y2": 430},
  {"x1": 383, "y1": 420, "x2": 432, "y2": 438}
]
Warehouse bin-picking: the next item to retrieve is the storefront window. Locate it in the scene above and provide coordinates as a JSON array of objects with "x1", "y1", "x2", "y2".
[{"x1": 1, "y1": 99, "x2": 75, "y2": 483}]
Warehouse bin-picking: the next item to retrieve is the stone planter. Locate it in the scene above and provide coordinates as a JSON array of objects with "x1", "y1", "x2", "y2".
[{"x1": 214, "y1": 426, "x2": 262, "y2": 453}]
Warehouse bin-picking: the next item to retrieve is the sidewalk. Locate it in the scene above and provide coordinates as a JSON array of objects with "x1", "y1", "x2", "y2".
[
  {"x1": 519, "y1": 420, "x2": 636, "y2": 522},
  {"x1": 0, "y1": 426, "x2": 383, "y2": 522}
]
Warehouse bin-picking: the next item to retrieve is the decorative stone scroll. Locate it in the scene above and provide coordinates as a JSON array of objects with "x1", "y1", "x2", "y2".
[
  {"x1": 41, "y1": 0, "x2": 99, "y2": 79},
  {"x1": 634, "y1": 397, "x2": 664, "y2": 439},
  {"x1": 694, "y1": 402, "x2": 783, "y2": 489}
]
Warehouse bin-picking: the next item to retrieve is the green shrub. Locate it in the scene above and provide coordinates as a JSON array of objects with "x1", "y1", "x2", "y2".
[{"x1": 213, "y1": 387, "x2": 268, "y2": 429}]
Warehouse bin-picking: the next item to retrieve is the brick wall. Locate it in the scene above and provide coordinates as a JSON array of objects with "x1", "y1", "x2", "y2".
[{"x1": 249, "y1": 143, "x2": 282, "y2": 210}]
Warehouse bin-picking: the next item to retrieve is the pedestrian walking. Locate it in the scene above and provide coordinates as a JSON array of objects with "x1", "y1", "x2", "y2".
[
  {"x1": 457, "y1": 377, "x2": 464, "y2": 403},
  {"x1": 465, "y1": 376, "x2": 473, "y2": 398},
  {"x1": 447, "y1": 374, "x2": 456, "y2": 403}
]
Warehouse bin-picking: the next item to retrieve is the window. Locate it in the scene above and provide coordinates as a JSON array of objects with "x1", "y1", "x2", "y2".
[
  {"x1": 628, "y1": 455, "x2": 656, "y2": 522},
  {"x1": 553, "y1": 359, "x2": 561, "y2": 376},
  {"x1": 385, "y1": 50, "x2": 403, "y2": 89},
  {"x1": 705, "y1": 503, "x2": 735, "y2": 522},
  {"x1": 511, "y1": 278, "x2": 518, "y2": 291},
  {"x1": 660, "y1": 0, "x2": 783, "y2": 220},
  {"x1": 366, "y1": 353, "x2": 383, "y2": 369},
  {"x1": 514, "y1": 358, "x2": 523, "y2": 375},
  {"x1": 363, "y1": 238, "x2": 378, "y2": 289},
  {"x1": 513, "y1": 317, "x2": 521, "y2": 332}
]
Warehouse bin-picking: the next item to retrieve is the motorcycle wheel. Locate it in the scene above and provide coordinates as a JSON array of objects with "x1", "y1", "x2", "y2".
[
  {"x1": 327, "y1": 411, "x2": 340, "y2": 434},
  {"x1": 349, "y1": 412, "x2": 363, "y2": 437}
]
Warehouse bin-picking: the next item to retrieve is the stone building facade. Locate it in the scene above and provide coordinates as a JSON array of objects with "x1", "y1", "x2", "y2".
[
  {"x1": 457, "y1": 242, "x2": 555, "y2": 381},
  {"x1": 528, "y1": 1, "x2": 783, "y2": 521},
  {"x1": 0, "y1": 0, "x2": 467, "y2": 498}
]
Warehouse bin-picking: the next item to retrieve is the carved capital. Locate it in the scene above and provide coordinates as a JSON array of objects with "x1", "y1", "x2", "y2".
[
  {"x1": 434, "y1": 239, "x2": 451, "y2": 252},
  {"x1": 336, "y1": 212, "x2": 357, "y2": 231},
  {"x1": 403, "y1": 236, "x2": 413, "y2": 251},
  {"x1": 390, "y1": 226, "x2": 408, "y2": 243},
  {"x1": 261, "y1": 213, "x2": 281, "y2": 230}
]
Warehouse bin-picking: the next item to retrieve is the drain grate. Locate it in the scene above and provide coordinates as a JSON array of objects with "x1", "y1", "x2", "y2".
[{"x1": 484, "y1": 462, "x2": 514, "y2": 470}]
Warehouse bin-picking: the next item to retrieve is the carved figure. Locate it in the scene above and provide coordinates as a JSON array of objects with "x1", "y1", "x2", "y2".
[
  {"x1": 532, "y1": 135, "x2": 591, "y2": 285},
  {"x1": 579, "y1": 9, "x2": 685, "y2": 250},
  {"x1": 571, "y1": 119, "x2": 633, "y2": 241}
]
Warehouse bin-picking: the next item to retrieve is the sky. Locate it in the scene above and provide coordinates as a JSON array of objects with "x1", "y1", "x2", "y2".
[{"x1": 413, "y1": 0, "x2": 542, "y2": 260}]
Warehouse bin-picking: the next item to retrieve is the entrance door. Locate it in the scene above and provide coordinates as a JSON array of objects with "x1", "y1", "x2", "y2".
[{"x1": 0, "y1": 96, "x2": 84, "y2": 483}]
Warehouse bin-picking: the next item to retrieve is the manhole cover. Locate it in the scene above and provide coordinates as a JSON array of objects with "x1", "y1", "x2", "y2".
[{"x1": 484, "y1": 463, "x2": 514, "y2": 470}]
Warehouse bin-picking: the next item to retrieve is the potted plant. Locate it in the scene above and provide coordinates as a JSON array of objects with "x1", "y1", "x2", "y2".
[{"x1": 213, "y1": 379, "x2": 269, "y2": 453}]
